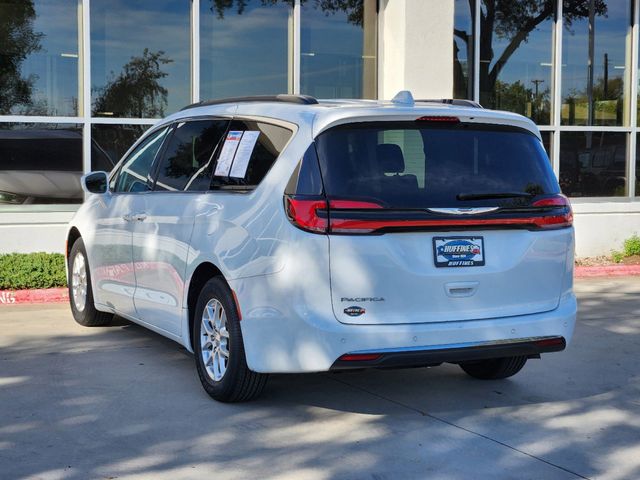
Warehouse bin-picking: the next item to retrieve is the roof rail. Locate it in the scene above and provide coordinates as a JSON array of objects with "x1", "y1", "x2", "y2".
[
  {"x1": 416, "y1": 99, "x2": 483, "y2": 108},
  {"x1": 181, "y1": 94, "x2": 319, "y2": 110}
]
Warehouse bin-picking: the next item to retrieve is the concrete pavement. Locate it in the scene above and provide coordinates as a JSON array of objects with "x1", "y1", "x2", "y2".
[{"x1": 0, "y1": 278, "x2": 639, "y2": 480}]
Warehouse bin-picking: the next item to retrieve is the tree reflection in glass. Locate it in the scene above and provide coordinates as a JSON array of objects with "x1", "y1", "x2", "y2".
[
  {"x1": 93, "y1": 49, "x2": 173, "y2": 118},
  {"x1": 90, "y1": 0, "x2": 190, "y2": 118},
  {"x1": 0, "y1": 0, "x2": 79, "y2": 116},
  {"x1": 476, "y1": 0, "x2": 556, "y2": 124}
]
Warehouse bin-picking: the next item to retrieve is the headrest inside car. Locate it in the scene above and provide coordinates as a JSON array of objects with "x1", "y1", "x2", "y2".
[{"x1": 377, "y1": 144, "x2": 405, "y2": 174}]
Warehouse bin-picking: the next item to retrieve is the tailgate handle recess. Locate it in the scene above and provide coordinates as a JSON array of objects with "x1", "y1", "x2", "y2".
[{"x1": 445, "y1": 282, "x2": 479, "y2": 298}]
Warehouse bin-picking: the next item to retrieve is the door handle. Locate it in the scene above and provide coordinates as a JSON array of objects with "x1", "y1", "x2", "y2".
[{"x1": 123, "y1": 213, "x2": 146, "y2": 222}]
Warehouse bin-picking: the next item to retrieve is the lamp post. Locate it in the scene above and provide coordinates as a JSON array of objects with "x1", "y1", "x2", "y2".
[{"x1": 531, "y1": 79, "x2": 545, "y2": 119}]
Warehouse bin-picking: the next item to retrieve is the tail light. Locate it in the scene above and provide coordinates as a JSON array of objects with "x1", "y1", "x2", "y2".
[
  {"x1": 530, "y1": 194, "x2": 573, "y2": 229},
  {"x1": 284, "y1": 196, "x2": 328, "y2": 233},
  {"x1": 285, "y1": 193, "x2": 573, "y2": 234}
]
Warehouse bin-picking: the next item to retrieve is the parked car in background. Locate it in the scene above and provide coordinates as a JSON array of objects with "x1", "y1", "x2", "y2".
[
  {"x1": 0, "y1": 128, "x2": 114, "y2": 205},
  {"x1": 66, "y1": 92, "x2": 576, "y2": 402}
]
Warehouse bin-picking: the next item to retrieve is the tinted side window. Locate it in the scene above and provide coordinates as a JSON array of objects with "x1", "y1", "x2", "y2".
[
  {"x1": 211, "y1": 119, "x2": 293, "y2": 190},
  {"x1": 114, "y1": 127, "x2": 169, "y2": 193},
  {"x1": 154, "y1": 119, "x2": 229, "y2": 192}
]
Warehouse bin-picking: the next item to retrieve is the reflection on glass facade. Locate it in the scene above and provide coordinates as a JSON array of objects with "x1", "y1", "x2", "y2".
[
  {"x1": 455, "y1": 0, "x2": 640, "y2": 198},
  {"x1": 540, "y1": 131, "x2": 551, "y2": 159},
  {"x1": 637, "y1": 134, "x2": 640, "y2": 195},
  {"x1": 560, "y1": 132, "x2": 626, "y2": 197},
  {"x1": 0, "y1": 0, "x2": 79, "y2": 116},
  {"x1": 453, "y1": 0, "x2": 474, "y2": 100},
  {"x1": 301, "y1": 0, "x2": 377, "y2": 99},
  {"x1": 91, "y1": 124, "x2": 149, "y2": 171},
  {"x1": 479, "y1": 0, "x2": 553, "y2": 124},
  {"x1": 562, "y1": 1, "x2": 631, "y2": 126},
  {"x1": 200, "y1": 1, "x2": 291, "y2": 100},
  {"x1": 0, "y1": 123, "x2": 83, "y2": 204},
  {"x1": 91, "y1": 0, "x2": 190, "y2": 118},
  {"x1": 0, "y1": 0, "x2": 379, "y2": 206}
]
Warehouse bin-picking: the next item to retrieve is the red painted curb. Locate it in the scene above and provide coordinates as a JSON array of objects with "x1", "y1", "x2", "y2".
[
  {"x1": 575, "y1": 265, "x2": 640, "y2": 278},
  {"x1": 0, "y1": 265, "x2": 638, "y2": 305},
  {"x1": 0, "y1": 288, "x2": 68, "y2": 305}
]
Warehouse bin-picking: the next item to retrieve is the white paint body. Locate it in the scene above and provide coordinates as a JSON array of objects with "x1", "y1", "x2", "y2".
[{"x1": 67, "y1": 100, "x2": 577, "y2": 372}]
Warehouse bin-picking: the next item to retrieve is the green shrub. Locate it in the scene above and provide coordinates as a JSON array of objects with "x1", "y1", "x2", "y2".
[
  {"x1": 0, "y1": 253, "x2": 67, "y2": 290},
  {"x1": 623, "y1": 234, "x2": 640, "y2": 257},
  {"x1": 611, "y1": 250, "x2": 624, "y2": 263}
]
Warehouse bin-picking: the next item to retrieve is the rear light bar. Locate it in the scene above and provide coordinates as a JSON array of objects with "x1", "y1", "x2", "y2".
[{"x1": 285, "y1": 194, "x2": 573, "y2": 234}]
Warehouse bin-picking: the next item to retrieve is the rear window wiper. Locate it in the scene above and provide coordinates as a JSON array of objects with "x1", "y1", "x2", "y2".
[{"x1": 456, "y1": 191, "x2": 535, "y2": 201}]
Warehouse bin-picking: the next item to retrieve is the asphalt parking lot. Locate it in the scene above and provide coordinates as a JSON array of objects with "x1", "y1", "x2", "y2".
[{"x1": 1, "y1": 277, "x2": 639, "y2": 480}]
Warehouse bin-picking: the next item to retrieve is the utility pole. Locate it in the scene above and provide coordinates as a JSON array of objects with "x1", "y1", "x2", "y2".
[
  {"x1": 604, "y1": 52, "x2": 609, "y2": 98},
  {"x1": 531, "y1": 79, "x2": 545, "y2": 118},
  {"x1": 531, "y1": 79, "x2": 544, "y2": 98}
]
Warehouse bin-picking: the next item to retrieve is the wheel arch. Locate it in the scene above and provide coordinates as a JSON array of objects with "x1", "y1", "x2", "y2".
[
  {"x1": 185, "y1": 261, "x2": 227, "y2": 352},
  {"x1": 65, "y1": 227, "x2": 82, "y2": 282},
  {"x1": 66, "y1": 227, "x2": 82, "y2": 258}
]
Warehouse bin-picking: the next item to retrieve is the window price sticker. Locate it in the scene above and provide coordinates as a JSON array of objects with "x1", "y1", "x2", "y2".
[
  {"x1": 230, "y1": 131, "x2": 260, "y2": 178},
  {"x1": 214, "y1": 131, "x2": 243, "y2": 176}
]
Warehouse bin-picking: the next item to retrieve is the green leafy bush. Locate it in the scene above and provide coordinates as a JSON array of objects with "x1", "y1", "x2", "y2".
[
  {"x1": 623, "y1": 234, "x2": 640, "y2": 257},
  {"x1": 611, "y1": 234, "x2": 640, "y2": 263},
  {"x1": 0, "y1": 253, "x2": 67, "y2": 290},
  {"x1": 611, "y1": 251, "x2": 625, "y2": 263}
]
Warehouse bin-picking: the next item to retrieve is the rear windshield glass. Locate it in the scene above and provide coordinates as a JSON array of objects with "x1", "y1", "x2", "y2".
[{"x1": 314, "y1": 122, "x2": 559, "y2": 208}]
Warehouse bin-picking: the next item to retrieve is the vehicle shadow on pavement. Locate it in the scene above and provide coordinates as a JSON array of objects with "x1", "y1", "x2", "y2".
[{"x1": 1, "y1": 280, "x2": 639, "y2": 480}]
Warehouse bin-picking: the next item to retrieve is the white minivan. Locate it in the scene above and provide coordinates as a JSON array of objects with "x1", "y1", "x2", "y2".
[{"x1": 66, "y1": 92, "x2": 576, "y2": 402}]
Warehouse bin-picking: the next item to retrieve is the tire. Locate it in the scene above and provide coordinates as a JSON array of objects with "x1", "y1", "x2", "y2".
[
  {"x1": 193, "y1": 277, "x2": 267, "y2": 402},
  {"x1": 459, "y1": 356, "x2": 528, "y2": 380},
  {"x1": 68, "y1": 238, "x2": 113, "y2": 327}
]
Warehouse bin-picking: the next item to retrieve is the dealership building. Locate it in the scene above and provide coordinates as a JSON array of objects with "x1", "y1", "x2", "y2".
[{"x1": 1, "y1": 0, "x2": 639, "y2": 257}]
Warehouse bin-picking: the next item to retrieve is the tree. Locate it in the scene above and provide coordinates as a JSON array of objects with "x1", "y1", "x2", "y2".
[
  {"x1": 0, "y1": 0, "x2": 43, "y2": 114},
  {"x1": 454, "y1": 1, "x2": 608, "y2": 105},
  {"x1": 93, "y1": 49, "x2": 173, "y2": 118},
  {"x1": 209, "y1": 0, "x2": 364, "y2": 26}
]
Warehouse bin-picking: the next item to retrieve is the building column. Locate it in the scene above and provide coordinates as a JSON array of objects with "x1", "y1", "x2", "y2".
[{"x1": 378, "y1": 0, "x2": 454, "y2": 100}]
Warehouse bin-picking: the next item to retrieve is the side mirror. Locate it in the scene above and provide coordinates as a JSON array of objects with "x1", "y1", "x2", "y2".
[{"x1": 81, "y1": 171, "x2": 109, "y2": 195}]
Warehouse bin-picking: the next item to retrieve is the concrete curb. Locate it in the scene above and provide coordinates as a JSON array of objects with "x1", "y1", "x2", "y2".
[
  {"x1": 0, "y1": 288, "x2": 68, "y2": 305},
  {"x1": 575, "y1": 264, "x2": 640, "y2": 278},
  {"x1": 1, "y1": 264, "x2": 639, "y2": 305}
]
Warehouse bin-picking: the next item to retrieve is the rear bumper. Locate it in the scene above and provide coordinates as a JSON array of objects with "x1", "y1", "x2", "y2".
[
  {"x1": 330, "y1": 336, "x2": 566, "y2": 370},
  {"x1": 236, "y1": 281, "x2": 577, "y2": 373}
]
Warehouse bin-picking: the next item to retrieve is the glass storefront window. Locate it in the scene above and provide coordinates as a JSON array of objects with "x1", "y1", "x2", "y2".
[
  {"x1": 0, "y1": 0, "x2": 79, "y2": 116},
  {"x1": 91, "y1": 124, "x2": 149, "y2": 172},
  {"x1": 300, "y1": 0, "x2": 377, "y2": 99},
  {"x1": 91, "y1": 0, "x2": 190, "y2": 118},
  {"x1": 559, "y1": 131, "x2": 627, "y2": 197},
  {"x1": 562, "y1": 1, "x2": 632, "y2": 126},
  {"x1": 200, "y1": 0, "x2": 291, "y2": 100},
  {"x1": 453, "y1": 0, "x2": 474, "y2": 100},
  {"x1": 479, "y1": 0, "x2": 553, "y2": 124},
  {"x1": 540, "y1": 131, "x2": 552, "y2": 160},
  {"x1": 0, "y1": 123, "x2": 83, "y2": 204},
  {"x1": 636, "y1": 134, "x2": 640, "y2": 195}
]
